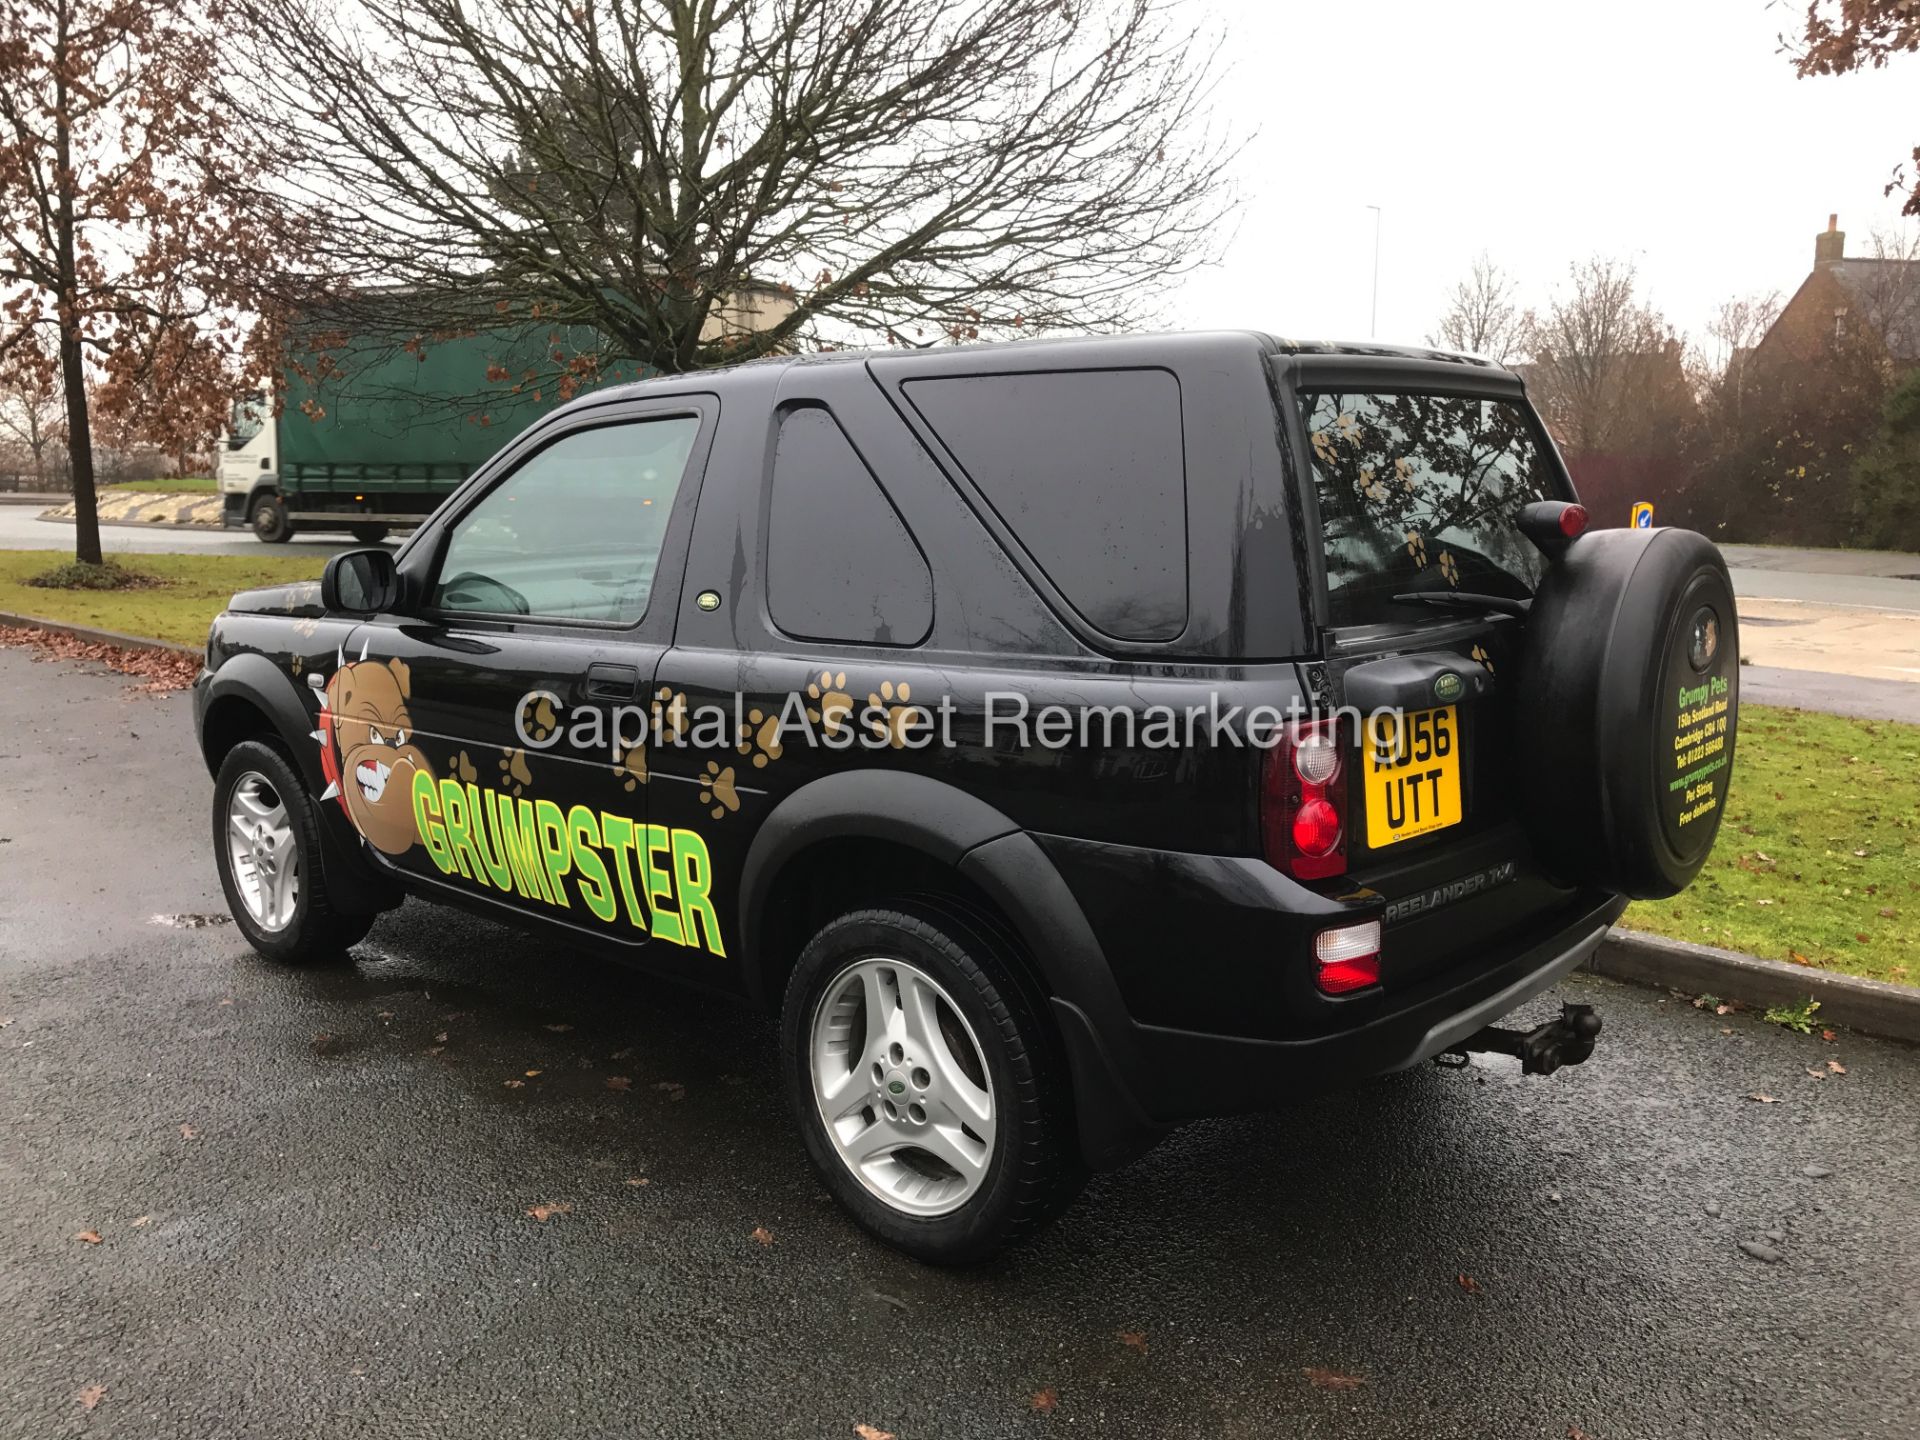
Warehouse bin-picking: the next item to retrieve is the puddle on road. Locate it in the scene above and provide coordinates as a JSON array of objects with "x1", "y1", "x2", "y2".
[{"x1": 149, "y1": 913, "x2": 233, "y2": 929}]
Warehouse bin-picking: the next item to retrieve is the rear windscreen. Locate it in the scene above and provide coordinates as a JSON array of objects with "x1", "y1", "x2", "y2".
[{"x1": 1299, "y1": 391, "x2": 1559, "y2": 628}]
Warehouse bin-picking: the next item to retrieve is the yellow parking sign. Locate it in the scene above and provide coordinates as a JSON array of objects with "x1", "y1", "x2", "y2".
[{"x1": 1630, "y1": 501, "x2": 1655, "y2": 529}]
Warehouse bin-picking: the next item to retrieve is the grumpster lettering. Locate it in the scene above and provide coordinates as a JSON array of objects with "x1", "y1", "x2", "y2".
[{"x1": 409, "y1": 772, "x2": 726, "y2": 957}]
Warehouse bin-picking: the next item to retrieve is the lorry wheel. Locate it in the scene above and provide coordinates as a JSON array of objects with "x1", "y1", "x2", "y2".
[
  {"x1": 212, "y1": 740, "x2": 374, "y2": 963},
  {"x1": 349, "y1": 524, "x2": 390, "y2": 545},
  {"x1": 781, "y1": 899, "x2": 1084, "y2": 1264},
  {"x1": 250, "y1": 493, "x2": 294, "y2": 544},
  {"x1": 1516, "y1": 528, "x2": 1740, "y2": 898}
]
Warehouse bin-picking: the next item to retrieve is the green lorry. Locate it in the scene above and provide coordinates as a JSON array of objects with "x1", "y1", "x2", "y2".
[{"x1": 219, "y1": 320, "x2": 629, "y2": 543}]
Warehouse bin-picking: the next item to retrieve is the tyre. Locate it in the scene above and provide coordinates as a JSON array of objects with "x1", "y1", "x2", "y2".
[
  {"x1": 781, "y1": 899, "x2": 1084, "y2": 1264},
  {"x1": 212, "y1": 740, "x2": 374, "y2": 963},
  {"x1": 250, "y1": 492, "x2": 294, "y2": 543},
  {"x1": 1516, "y1": 527, "x2": 1740, "y2": 898},
  {"x1": 349, "y1": 523, "x2": 389, "y2": 544}
]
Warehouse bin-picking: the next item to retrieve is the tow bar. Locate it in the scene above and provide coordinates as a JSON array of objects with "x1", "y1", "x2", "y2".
[{"x1": 1436, "y1": 1003, "x2": 1602, "y2": 1076}]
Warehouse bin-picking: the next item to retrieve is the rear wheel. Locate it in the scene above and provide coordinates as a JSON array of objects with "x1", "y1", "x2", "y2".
[
  {"x1": 249, "y1": 492, "x2": 294, "y2": 543},
  {"x1": 213, "y1": 740, "x2": 373, "y2": 963},
  {"x1": 349, "y1": 523, "x2": 389, "y2": 544},
  {"x1": 781, "y1": 900, "x2": 1083, "y2": 1264}
]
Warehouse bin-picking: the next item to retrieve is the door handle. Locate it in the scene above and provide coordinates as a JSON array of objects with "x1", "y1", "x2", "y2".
[{"x1": 585, "y1": 663, "x2": 641, "y2": 701}]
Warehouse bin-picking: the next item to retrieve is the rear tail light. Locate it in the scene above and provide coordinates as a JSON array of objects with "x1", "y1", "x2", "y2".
[
  {"x1": 1314, "y1": 920, "x2": 1382, "y2": 994},
  {"x1": 1261, "y1": 718, "x2": 1347, "y2": 880}
]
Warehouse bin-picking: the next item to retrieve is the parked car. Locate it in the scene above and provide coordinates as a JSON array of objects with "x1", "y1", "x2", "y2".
[{"x1": 193, "y1": 332, "x2": 1739, "y2": 1262}]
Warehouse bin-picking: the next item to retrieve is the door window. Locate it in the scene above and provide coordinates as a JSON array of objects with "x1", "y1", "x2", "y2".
[{"x1": 432, "y1": 415, "x2": 702, "y2": 624}]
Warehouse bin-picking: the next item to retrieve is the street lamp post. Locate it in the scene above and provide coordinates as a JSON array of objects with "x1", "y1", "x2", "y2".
[{"x1": 1366, "y1": 204, "x2": 1382, "y2": 339}]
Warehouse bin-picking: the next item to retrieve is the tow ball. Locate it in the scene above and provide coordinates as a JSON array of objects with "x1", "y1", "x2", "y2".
[{"x1": 1437, "y1": 1003, "x2": 1602, "y2": 1076}]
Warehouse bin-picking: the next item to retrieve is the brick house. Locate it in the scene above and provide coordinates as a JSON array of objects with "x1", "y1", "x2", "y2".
[{"x1": 1755, "y1": 216, "x2": 1920, "y2": 368}]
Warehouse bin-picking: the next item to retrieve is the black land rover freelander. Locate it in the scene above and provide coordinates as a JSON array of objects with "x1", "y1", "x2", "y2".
[{"x1": 194, "y1": 333, "x2": 1739, "y2": 1262}]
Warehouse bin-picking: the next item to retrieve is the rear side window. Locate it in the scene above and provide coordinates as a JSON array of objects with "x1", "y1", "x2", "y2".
[
  {"x1": 766, "y1": 406, "x2": 932, "y2": 646},
  {"x1": 1299, "y1": 392, "x2": 1558, "y2": 628},
  {"x1": 903, "y1": 369, "x2": 1188, "y2": 642}
]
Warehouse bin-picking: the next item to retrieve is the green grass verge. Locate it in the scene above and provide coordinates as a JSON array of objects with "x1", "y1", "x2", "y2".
[
  {"x1": 102, "y1": 477, "x2": 217, "y2": 493},
  {"x1": 0, "y1": 550, "x2": 322, "y2": 648},
  {"x1": 1626, "y1": 705, "x2": 1920, "y2": 987}
]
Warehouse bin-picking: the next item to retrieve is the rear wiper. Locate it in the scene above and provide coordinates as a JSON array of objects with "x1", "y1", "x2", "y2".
[{"x1": 1391, "y1": 590, "x2": 1531, "y2": 619}]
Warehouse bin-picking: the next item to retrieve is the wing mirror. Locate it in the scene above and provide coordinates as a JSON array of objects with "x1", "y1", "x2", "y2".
[{"x1": 322, "y1": 547, "x2": 401, "y2": 614}]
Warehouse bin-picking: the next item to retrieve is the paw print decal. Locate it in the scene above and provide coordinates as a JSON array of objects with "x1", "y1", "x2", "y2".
[
  {"x1": 519, "y1": 694, "x2": 558, "y2": 744},
  {"x1": 1439, "y1": 550, "x2": 1460, "y2": 587},
  {"x1": 806, "y1": 670, "x2": 853, "y2": 738},
  {"x1": 614, "y1": 744, "x2": 648, "y2": 791},
  {"x1": 498, "y1": 747, "x2": 532, "y2": 796},
  {"x1": 735, "y1": 708, "x2": 784, "y2": 769},
  {"x1": 867, "y1": 681, "x2": 921, "y2": 749},
  {"x1": 1356, "y1": 466, "x2": 1388, "y2": 504},
  {"x1": 653, "y1": 687, "x2": 689, "y2": 745},
  {"x1": 1471, "y1": 643, "x2": 1495, "y2": 675},
  {"x1": 1394, "y1": 456, "x2": 1415, "y2": 491},
  {"x1": 290, "y1": 654, "x2": 304, "y2": 677},
  {"x1": 454, "y1": 750, "x2": 479, "y2": 784},
  {"x1": 700, "y1": 761, "x2": 739, "y2": 818},
  {"x1": 1404, "y1": 529, "x2": 1428, "y2": 568}
]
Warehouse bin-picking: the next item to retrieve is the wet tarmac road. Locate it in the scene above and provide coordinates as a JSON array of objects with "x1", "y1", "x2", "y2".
[{"x1": 2, "y1": 646, "x2": 1917, "y2": 1439}]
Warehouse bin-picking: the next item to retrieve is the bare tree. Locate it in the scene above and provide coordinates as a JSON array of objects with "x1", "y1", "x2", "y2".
[
  {"x1": 1521, "y1": 258, "x2": 1689, "y2": 457},
  {"x1": 232, "y1": 0, "x2": 1239, "y2": 379},
  {"x1": 1427, "y1": 253, "x2": 1523, "y2": 363},
  {"x1": 0, "y1": 341, "x2": 65, "y2": 488}
]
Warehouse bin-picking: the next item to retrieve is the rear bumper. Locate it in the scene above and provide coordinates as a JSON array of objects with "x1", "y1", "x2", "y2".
[{"x1": 1093, "y1": 889, "x2": 1623, "y2": 1124}]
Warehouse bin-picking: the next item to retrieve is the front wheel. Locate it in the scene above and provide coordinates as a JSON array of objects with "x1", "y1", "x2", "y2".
[
  {"x1": 250, "y1": 492, "x2": 294, "y2": 543},
  {"x1": 212, "y1": 740, "x2": 373, "y2": 963},
  {"x1": 780, "y1": 900, "x2": 1083, "y2": 1263}
]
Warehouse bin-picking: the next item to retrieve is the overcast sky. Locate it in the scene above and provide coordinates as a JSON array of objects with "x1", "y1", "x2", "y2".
[{"x1": 1168, "y1": 0, "x2": 1919, "y2": 350}]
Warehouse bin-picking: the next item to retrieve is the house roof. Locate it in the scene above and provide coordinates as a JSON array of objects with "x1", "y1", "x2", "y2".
[{"x1": 1829, "y1": 257, "x2": 1920, "y2": 361}]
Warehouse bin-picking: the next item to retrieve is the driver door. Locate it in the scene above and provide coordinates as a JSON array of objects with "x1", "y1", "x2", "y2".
[{"x1": 338, "y1": 395, "x2": 718, "y2": 957}]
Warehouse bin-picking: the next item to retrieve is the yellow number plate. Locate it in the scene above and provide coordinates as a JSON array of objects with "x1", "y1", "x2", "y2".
[{"x1": 1363, "y1": 705, "x2": 1463, "y2": 849}]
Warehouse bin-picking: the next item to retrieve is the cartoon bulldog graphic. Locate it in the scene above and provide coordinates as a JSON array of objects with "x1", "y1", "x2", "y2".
[{"x1": 314, "y1": 647, "x2": 434, "y2": 856}]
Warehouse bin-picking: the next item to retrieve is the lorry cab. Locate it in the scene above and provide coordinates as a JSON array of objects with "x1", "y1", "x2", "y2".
[{"x1": 217, "y1": 392, "x2": 275, "y2": 529}]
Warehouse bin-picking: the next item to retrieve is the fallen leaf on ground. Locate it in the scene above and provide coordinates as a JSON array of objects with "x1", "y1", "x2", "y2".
[
  {"x1": 525, "y1": 1202, "x2": 571, "y2": 1222},
  {"x1": 74, "y1": 1230, "x2": 102, "y2": 1245},
  {"x1": 1827, "y1": 1059, "x2": 1847, "y2": 1074},
  {"x1": 0, "y1": 624, "x2": 198, "y2": 692},
  {"x1": 502, "y1": 1078, "x2": 525, "y2": 1089},
  {"x1": 433, "y1": 1032, "x2": 449, "y2": 1044},
  {"x1": 524, "y1": 1069, "x2": 542, "y2": 1078},
  {"x1": 1456, "y1": 1273, "x2": 1480, "y2": 1294},
  {"x1": 1303, "y1": 1367, "x2": 1365, "y2": 1391},
  {"x1": 0, "y1": 1016, "x2": 11, "y2": 1026},
  {"x1": 1118, "y1": 1329, "x2": 1148, "y2": 1354},
  {"x1": 1788, "y1": 950, "x2": 1811, "y2": 966},
  {"x1": 853, "y1": 1426, "x2": 895, "y2": 1440},
  {"x1": 129, "y1": 1215, "x2": 150, "y2": 1228},
  {"x1": 604, "y1": 1076, "x2": 632, "y2": 1092},
  {"x1": 217, "y1": 998, "x2": 233, "y2": 1007},
  {"x1": 750, "y1": 1226, "x2": 774, "y2": 1246},
  {"x1": 610, "y1": 1047, "x2": 635, "y2": 1059},
  {"x1": 1568, "y1": 1427, "x2": 1594, "y2": 1440},
  {"x1": 76, "y1": 1384, "x2": 106, "y2": 1411},
  {"x1": 179, "y1": 1124, "x2": 198, "y2": 1139},
  {"x1": 1029, "y1": 1387, "x2": 1059, "y2": 1412},
  {"x1": 625, "y1": 1177, "x2": 650, "y2": 1187},
  {"x1": 1804, "y1": 1068, "x2": 1826, "y2": 1080},
  {"x1": 1748, "y1": 1093, "x2": 1780, "y2": 1104},
  {"x1": 544, "y1": 1023, "x2": 573, "y2": 1032},
  {"x1": 1821, "y1": 1028, "x2": 1837, "y2": 1041},
  {"x1": 426, "y1": 1046, "x2": 445, "y2": 1056}
]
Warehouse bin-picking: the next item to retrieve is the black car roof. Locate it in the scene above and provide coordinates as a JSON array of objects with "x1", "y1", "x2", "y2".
[{"x1": 568, "y1": 330, "x2": 1520, "y2": 414}]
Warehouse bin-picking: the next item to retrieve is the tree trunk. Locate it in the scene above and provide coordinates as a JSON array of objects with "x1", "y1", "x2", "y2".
[{"x1": 59, "y1": 331, "x2": 102, "y2": 565}]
